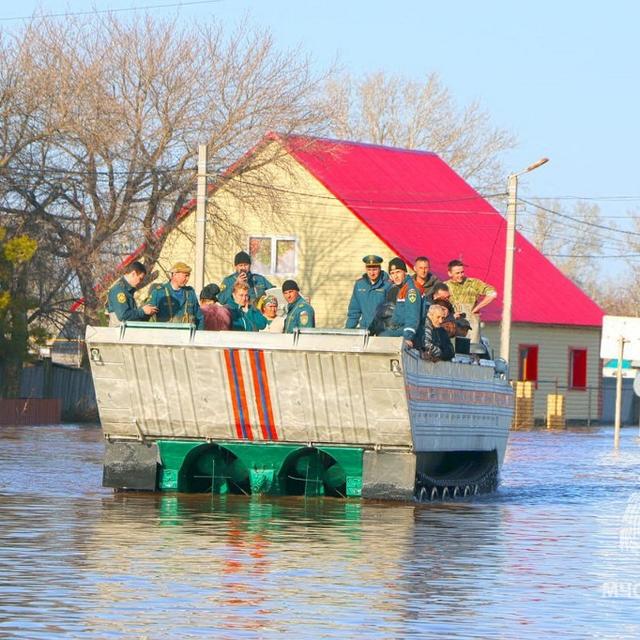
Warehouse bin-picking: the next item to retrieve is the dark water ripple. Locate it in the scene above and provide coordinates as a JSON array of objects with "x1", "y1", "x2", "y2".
[{"x1": 0, "y1": 424, "x2": 639, "y2": 639}]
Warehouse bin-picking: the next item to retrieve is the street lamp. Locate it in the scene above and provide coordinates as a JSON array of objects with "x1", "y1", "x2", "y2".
[{"x1": 499, "y1": 157, "x2": 549, "y2": 363}]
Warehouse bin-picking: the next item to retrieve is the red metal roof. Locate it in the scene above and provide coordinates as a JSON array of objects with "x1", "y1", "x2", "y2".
[{"x1": 280, "y1": 134, "x2": 603, "y2": 327}]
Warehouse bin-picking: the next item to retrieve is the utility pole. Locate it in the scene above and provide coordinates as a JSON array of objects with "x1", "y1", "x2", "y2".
[
  {"x1": 194, "y1": 144, "x2": 208, "y2": 296},
  {"x1": 500, "y1": 173, "x2": 517, "y2": 362},
  {"x1": 499, "y1": 157, "x2": 549, "y2": 363},
  {"x1": 614, "y1": 335, "x2": 626, "y2": 448}
]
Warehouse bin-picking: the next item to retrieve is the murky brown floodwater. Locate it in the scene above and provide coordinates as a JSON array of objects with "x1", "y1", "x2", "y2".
[{"x1": 0, "y1": 424, "x2": 639, "y2": 639}]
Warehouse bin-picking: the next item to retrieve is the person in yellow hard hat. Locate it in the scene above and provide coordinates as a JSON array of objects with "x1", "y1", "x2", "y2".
[{"x1": 148, "y1": 262, "x2": 204, "y2": 329}]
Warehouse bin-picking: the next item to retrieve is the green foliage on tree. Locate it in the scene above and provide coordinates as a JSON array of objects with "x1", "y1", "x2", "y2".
[{"x1": 0, "y1": 226, "x2": 38, "y2": 398}]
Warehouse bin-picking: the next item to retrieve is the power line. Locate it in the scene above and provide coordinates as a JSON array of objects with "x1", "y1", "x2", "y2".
[
  {"x1": 529, "y1": 195, "x2": 640, "y2": 202},
  {"x1": 544, "y1": 253, "x2": 640, "y2": 259},
  {"x1": 4, "y1": 165, "x2": 197, "y2": 177},
  {"x1": 518, "y1": 197, "x2": 640, "y2": 238},
  {"x1": 0, "y1": 0, "x2": 223, "y2": 22}
]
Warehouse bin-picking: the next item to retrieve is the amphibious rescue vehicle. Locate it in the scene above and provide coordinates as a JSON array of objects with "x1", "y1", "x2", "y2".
[{"x1": 86, "y1": 323, "x2": 513, "y2": 501}]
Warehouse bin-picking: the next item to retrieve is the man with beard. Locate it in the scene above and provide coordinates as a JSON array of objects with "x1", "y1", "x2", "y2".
[{"x1": 218, "y1": 250, "x2": 274, "y2": 306}]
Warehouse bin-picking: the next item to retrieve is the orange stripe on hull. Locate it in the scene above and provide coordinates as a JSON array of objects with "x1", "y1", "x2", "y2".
[
  {"x1": 223, "y1": 349, "x2": 244, "y2": 439},
  {"x1": 231, "y1": 349, "x2": 253, "y2": 441}
]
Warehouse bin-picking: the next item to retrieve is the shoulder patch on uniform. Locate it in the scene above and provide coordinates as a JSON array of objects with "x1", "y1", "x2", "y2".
[
  {"x1": 300, "y1": 311, "x2": 309, "y2": 326},
  {"x1": 408, "y1": 289, "x2": 417, "y2": 304},
  {"x1": 220, "y1": 283, "x2": 226, "y2": 291},
  {"x1": 116, "y1": 292, "x2": 126, "y2": 303}
]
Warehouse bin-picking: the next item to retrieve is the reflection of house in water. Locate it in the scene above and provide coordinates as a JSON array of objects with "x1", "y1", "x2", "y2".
[
  {"x1": 83, "y1": 495, "x2": 418, "y2": 635},
  {"x1": 401, "y1": 504, "x2": 505, "y2": 623},
  {"x1": 51, "y1": 312, "x2": 86, "y2": 368}
]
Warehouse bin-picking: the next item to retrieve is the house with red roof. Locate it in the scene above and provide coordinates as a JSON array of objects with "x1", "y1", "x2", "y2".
[{"x1": 148, "y1": 133, "x2": 604, "y2": 422}]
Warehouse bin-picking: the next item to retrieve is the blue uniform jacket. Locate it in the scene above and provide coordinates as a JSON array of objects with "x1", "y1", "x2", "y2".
[
  {"x1": 391, "y1": 276, "x2": 422, "y2": 340},
  {"x1": 218, "y1": 272, "x2": 274, "y2": 306},
  {"x1": 148, "y1": 282, "x2": 204, "y2": 329},
  {"x1": 385, "y1": 275, "x2": 422, "y2": 340},
  {"x1": 107, "y1": 276, "x2": 148, "y2": 322},
  {"x1": 346, "y1": 272, "x2": 392, "y2": 329},
  {"x1": 284, "y1": 296, "x2": 315, "y2": 333},
  {"x1": 228, "y1": 300, "x2": 268, "y2": 331}
]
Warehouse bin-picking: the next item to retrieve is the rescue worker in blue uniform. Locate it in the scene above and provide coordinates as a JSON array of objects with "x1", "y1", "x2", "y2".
[
  {"x1": 282, "y1": 279, "x2": 315, "y2": 333},
  {"x1": 378, "y1": 257, "x2": 421, "y2": 345},
  {"x1": 148, "y1": 261, "x2": 204, "y2": 329},
  {"x1": 218, "y1": 250, "x2": 274, "y2": 306},
  {"x1": 345, "y1": 255, "x2": 391, "y2": 330},
  {"x1": 106, "y1": 261, "x2": 158, "y2": 326}
]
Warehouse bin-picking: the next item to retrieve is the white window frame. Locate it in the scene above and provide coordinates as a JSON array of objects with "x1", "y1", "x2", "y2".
[{"x1": 247, "y1": 235, "x2": 297, "y2": 276}]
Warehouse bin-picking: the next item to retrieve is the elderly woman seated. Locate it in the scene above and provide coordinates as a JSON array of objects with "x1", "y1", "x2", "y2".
[
  {"x1": 229, "y1": 281, "x2": 267, "y2": 331},
  {"x1": 421, "y1": 304, "x2": 455, "y2": 362},
  {"x1": 258, "y1": 294, "x2": 285, "y2": 333}
]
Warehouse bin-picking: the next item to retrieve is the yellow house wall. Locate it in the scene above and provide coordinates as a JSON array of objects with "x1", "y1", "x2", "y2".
[
  {"x1": 155, "y1": 142, "x2": 392, "y2": 328},
  {"x1": 483, "y1": 322, "x2": 602, "y2": 422},
  {"x1": 151, "y1": 142, "x2": 603, "y2": 422}
]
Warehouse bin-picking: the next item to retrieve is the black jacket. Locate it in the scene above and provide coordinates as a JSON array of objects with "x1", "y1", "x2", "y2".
[{"x1": 421, "y1": 317, "x2": 454, "y2": 362}]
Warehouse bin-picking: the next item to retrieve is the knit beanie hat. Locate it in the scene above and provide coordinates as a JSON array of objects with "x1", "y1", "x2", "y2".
[
  {"x1": 282, "y1": 279, "x2": 299, "y2": 293},
  {"x1": 234, "y1": 251, "x2": 251, "y2": 266},
  {"x1": 389, "y1": 257, "x2": 407, "y2": 272}
]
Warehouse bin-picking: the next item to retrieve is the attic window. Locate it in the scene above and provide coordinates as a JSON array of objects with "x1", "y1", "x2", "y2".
[{"x1": 248, "y1": 236, "x2": 296, "y2": 276}]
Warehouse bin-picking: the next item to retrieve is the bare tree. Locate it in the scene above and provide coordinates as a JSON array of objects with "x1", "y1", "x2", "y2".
[
  {"x1": 324, "y1": 71, "x2": 516, "y2": 191},
  {"x1": 0, "y1": 13, "x2": 333, "y2": 324},
  {"x1": 519, "y1": 199, "x2": 608, "y2": 298},
  {"x1": 0, "y1": 22, "x2": 81, "y2": 349},
  {"x1": 594, "y1": 209, "x2": 640, "y2": 315}
]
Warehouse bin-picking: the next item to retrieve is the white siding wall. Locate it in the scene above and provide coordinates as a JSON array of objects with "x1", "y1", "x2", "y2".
[{"x1": 483, "y1": 322, "x2": 601, "y2": 422}]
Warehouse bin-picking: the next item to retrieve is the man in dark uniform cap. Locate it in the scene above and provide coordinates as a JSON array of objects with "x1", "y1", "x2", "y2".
[
  {"x1": 106, "y1": 261, "x2": 158, "y2": 326},
  {"x1": 282, "y1": 280, "x2": 315, "y2": 333},
  {"x1": 345, "y1": 255, "x2": 391, "y2": 330},
  {"x1": 218, "y1": 250, "x2": 274, "y2": 306}
]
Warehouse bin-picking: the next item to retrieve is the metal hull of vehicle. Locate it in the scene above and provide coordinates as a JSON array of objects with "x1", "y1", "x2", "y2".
[{"x1": 86, "y1": 324, "x2": 513, "y2": 501}]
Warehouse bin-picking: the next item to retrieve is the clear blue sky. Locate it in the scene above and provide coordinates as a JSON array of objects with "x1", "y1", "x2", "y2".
[{"x1": 5, "y1": 1, "x2": 640, "y2": 229}]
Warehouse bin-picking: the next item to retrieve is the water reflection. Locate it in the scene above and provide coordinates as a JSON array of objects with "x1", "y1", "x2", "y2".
[
  {"x1": 1, "y1": 425, "x2": 639, "y2": 638},
  {"x1": 88, "y1": 494, "x2": 420, "y2": 637}
]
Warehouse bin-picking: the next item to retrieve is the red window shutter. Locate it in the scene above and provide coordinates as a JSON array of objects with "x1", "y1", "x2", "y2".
[
  {"x1": 570, "y1": 349, "x2": 587, "y2": 389},
  {"x1": 518, "y1": 345, "x2": 539, "y2": 382}
]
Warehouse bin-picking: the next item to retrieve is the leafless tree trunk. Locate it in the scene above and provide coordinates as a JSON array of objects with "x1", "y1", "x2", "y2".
[{"x1": 0, "y1": 13, "x2": 334, "y2": 325}]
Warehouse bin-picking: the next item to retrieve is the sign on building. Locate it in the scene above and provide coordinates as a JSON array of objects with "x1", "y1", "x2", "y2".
[
  {"x1": 602, "y1": 359, "x2": 636, "y2": 379},
  {"x1": 600, "y1": 316, "x2": 640, "y2": 361}
]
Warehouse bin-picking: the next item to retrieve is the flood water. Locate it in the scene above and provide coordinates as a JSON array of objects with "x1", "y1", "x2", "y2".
[{"x1": 0, "y1": 424, "x2": 639, "y2": 639}]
